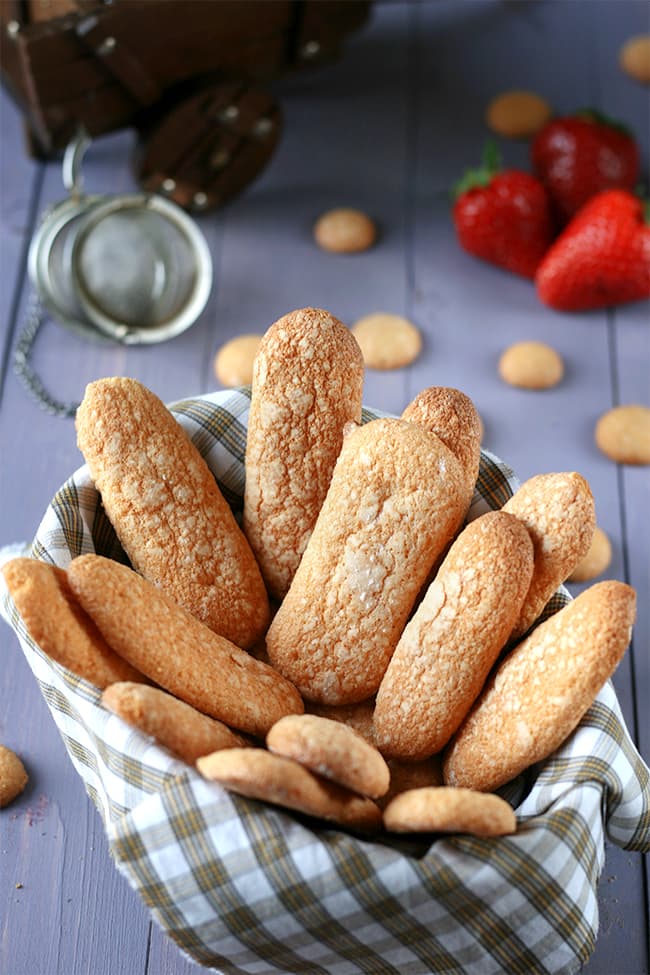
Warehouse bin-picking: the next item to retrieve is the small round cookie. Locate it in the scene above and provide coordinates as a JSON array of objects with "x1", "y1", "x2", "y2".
[
  {"x1": 0, "y1": 746, "x2": 29, "y2": 808},
  {"x1": 567, "y1": 525, "x2": 612, "y2": 583},
  {"x1": 267, "y1": 713, "x2": 390, "y2": 798},
  {"x1": 102, "y1": 682, "x2": 247, "y2": 765},
  {"x1": 313, "y1": 208, "x2": 377, "y2": 253},
  {"x1": 197, "y1": 747, "x2": 382, "y2": 831},
  {"x1": 383, "y1": 787, "x2": 516, "y2": 836},
  {"x1": 595, "y1": 405, "x2": 650, "y2": 465},
  {"x1": 486, "y1": 90, "x2": 553, "y2": 139},
  {"x1": 498, "y1": 341, "x2": 564, "y2": 390},
  {"x1": 214, "y1": 334, "x2": 262, "y2": 387},
  {"x1": 619, "y1": 35, "x2": 650, "y2": 84},
  {"x1": 351, "y1": 312, "x2": 422, "y2": 369}
]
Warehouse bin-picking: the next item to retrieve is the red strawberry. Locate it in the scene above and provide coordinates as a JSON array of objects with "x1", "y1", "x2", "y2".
[
  {"x1": 453, "y1": 146, "x2": 554, "y2": 279},
  {"x1": 536, "y1": 189, "x2": 650, "y2": 311},
  {"x1": 531, "y1": 110, "x2": 640, "y2": 224}
]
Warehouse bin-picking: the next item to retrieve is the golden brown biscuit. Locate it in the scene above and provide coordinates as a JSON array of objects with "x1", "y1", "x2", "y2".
[
  {"x1": 102, "y1": 682, "x2": 247, "y2": 764},
  {"x1": 619, "y1": 35, "x2": 650, "y2": 83},
  {"x1": 313, "y1": 208, "x2": 377, "y2": 253},
  {"x1": 243, "y1": 308, "x2": 364, "y2": 599},
  {"x1": 567, "y1": 525, "x2": 612, "y2": 583},
  {"x1": 503, "y1": 472, "x2": 596, "y2": 638},
  {"x1": 595, "y1": 405, "x2": 650, "y2": 465},
  {"x1": 384, "y1": 787, "x2": 516, "y2": 836},
  {"x1": 485, "y1": 90, "x2": 553, "y2": 138},
  {"x1": 498, "y1": 341, "x2": 564, "y2": 390},
  {"x1": 267, "y1": 714, "x2": 390, "y2": 799},
  {"x1": 266, "y1": 417, "x2": 467, "y2": 705},
  {"x1": 197, "y1": 748, "x2": 382, "y2": 831},
  {"x1": 374, "y1": 511, "x2": 534, "y2": 760},
  {"x1": 0, "y1": 746, "x2": 29, "y2": 808},
  {"x1": 76, "y1": 377, "x2": 269, "y2": 649},
  {"x1": 213, "y1": 334, "x2": 263, "y2": 387},
  {"x1": 401, "y1": 386, "x2": 482, "y2": 501},
  {"x1": 443, "y1": 581, "x2": 636, "y2": 793},
  {"x1": 351, "y1": 312, "x2": 422, "y2": 370},
  {"x1": 67, "y1": 554, "x2": 304, "y2": 739},
  {"x1": 2, "y1": 557, "x2": 143, "y2": 688}
]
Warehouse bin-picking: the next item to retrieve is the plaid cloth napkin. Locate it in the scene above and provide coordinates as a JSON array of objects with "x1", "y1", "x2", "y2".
[{"x1": 1, "y1": 388, "x2": 648, "y2": 975}]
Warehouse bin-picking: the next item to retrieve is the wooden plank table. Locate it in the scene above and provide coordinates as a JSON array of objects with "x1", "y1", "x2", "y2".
[{"x1": 1, "y1": 2, "x2": 648, "y2": 972}]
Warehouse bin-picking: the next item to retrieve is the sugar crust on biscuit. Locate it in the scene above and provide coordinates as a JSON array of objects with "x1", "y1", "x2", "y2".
[
  {"x1": 243, "y1": 308, "x2": 364, "y2": 600},
  {"x1": 76, "y1": 377, "x2": 269, "y2": 649},
  {"x1": 266, "y1": 417, "x2": 467, "y2": 705},
  {"x1": 443, "y1": 581, "x2": 636, "y2": 793}
]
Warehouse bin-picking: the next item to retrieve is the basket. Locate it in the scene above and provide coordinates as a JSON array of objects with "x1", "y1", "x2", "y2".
[{"x1": 2, "y1": 387, "x2": 649, "y2": 975}]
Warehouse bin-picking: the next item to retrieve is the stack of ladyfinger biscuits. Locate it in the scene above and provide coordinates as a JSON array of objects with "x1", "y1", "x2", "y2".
[{"x1": 3, "y1": 306, "x2": 636, "y2": 838}]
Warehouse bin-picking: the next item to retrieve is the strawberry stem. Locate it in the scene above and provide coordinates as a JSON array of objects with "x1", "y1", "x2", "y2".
[
  {"x1": 453, "y1": 141, "x2": 502, "y2": 198},
  {"x1": 574, "y1": 108, "x2": 633, "y2": 138}
]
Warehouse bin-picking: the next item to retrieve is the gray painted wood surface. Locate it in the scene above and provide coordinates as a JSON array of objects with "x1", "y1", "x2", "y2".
[{"x1": 1, "y1": 2, "x2": 648, "y2": 973}]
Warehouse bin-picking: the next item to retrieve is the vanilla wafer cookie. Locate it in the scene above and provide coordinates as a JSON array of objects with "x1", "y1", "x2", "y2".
[
  {"x1": 243, "y1": 307, "x2": 364, "y2": 600},
  {"x1": 102, "y1": 682, "x2": 248, "y2": 764},
  {"x1": 197, "y1": 748, "x2": 382, "y2": 831},
  {"x1": 76, "y1": 377, "x2": 269, "y2": 649},
  {"x1": 0, "y1": 746, "x2": 29, "y2": 808},
  {"x1": 443, "y1": 581, "x2": 636, "y2": 793},
  {"x1": 383, "y1": 787, "x2": 516, "y2": 836},
  {"x1": 267, "y1": 714, "x2": 390, "y2": 798},
  {"x1": 374, "y1": 511, "x2": 534, "y2": 761},
  {"x1": 266, "y1": 417, "x2": 467, "y2": 705},
  {"x1": 503, "y1": 472, "x2": 596, "y2": 638},
  {"x1": 401, "y1": 386, "x2": 482, "y2": 503},
  {"x1": 2, "y1": 557, "x2": 143, "y2": 688},
  {"x1": 67, "y1": 555, "x2": 303, "y2": 738}
]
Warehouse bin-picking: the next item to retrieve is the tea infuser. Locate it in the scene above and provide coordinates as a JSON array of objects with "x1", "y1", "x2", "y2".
[{"x1": 15, "y1": 129, "x2": 213, "y2": 417}]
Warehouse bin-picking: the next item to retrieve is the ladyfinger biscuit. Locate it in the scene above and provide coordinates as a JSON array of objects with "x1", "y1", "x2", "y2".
[
  {"x1": 243, "y1": 308, "x2": 364, "y2": 600},
  {"x1": 2, "y1": 557, "x2": 143, "y2": 688},
  {"x1": 266, "y1": 417, "x2": 467, "y2": 705},
  {"x1": 197, "y1": 748, "x2": 382, "y2": 831},
  {"x1": 401, "y1": 386, "x2": 482, "y2": 503},
  {"x1": 76, "y1": 377, "x2": 269, "y2": 649},
  {"x1": 443, "y1": 581, "x2": 636, "y2": 793},
  {"x1": 383, "y1": 787, "x2": 516, "y2": 836},
  {"x1": 374, "y1": 511, "x2": 534, "y2": 761},
  {"x1": 503, "y1": 472, "x2": 596, "y2": 638},
  {"x1": 267, "y1": 714, "x2": 390, "y2": 799},
  {"x1": 67, "y1": 555, "x2": 303, "y2": 738},
  {"x1": 102, "y1": 682, "x2": 247, "y2": 765}
]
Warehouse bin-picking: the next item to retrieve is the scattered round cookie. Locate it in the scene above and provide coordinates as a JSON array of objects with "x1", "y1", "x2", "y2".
[
  {"x1": 595, "y1": 404, "x2": 650, "y2": 465},
  {"x1": 383, "y1": 786, "x2": 517, "y2": 836},
  {"x1": 485, "y1": 89, "x2": 553, "y2": 139},
  {"x1": 0, "y1": 745, "x2": 29, "y2": 808},
  {"x1": 267, "y1": 713, "x2": 390, "y2": 799},
  {"x1": 197, "y1": 747, "x2": 383, "y2": 831},
  {"x1": 313, "y1": 208, "x2": 377, "y2": 253},
  {"x1": 214, "y1": 334, "x2": 263, "y2": 387},
  {"x1": 619, "y1": 34, "x2": 650, "y2": 84},
  {"x1": 351, "y1": 312, "x2": 422, "y2": 369},
  {"x1": 498, "y1": 340, "x2": 564, "y2": 390},
  {"x1": 568, "y1": 526, "x2": 612, "y2": 583}
]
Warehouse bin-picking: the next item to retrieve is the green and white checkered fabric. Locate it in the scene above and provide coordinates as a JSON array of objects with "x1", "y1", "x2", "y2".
[{"x1": 2, "y1": 389, "x2": 649, "y2": 975}]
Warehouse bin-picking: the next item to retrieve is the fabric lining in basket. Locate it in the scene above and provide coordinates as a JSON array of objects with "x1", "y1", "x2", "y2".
[{"x1": 2, "y1": 388, "x2": 649, "y2": 975}]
